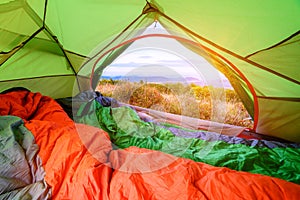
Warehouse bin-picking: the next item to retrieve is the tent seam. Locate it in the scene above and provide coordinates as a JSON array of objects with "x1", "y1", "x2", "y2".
[
  {"x1": 155, "y1": 9, "x2": 300, "y2": 85},
  {"x1": 257, "y1": 96, "x2": 300, "y2": 102},
  {"x1": 0, "y1": 74, "x2": 75, "y2": 83},
  {"x1": 79, "y1": 12, "x2": 145, "y2": 75},
  {"x1": 245, "y1": 30, "x2": 300, "y2": 58},
  {"x1": 0, "y1": 27, "x2": 44, "y2": 66}
]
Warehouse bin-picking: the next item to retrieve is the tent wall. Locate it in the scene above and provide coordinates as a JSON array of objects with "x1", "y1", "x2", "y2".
[
  {"x1": 1, "y1": 0, "x2": 300, "y2": 142},
  {"x1": 151, "y1": 1, "x2": 300, "y2": 142}
]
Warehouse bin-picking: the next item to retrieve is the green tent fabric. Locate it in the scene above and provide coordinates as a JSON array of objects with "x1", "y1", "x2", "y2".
[
  {"x1": 75, "y1": 100, "x2": 300, "y2": 184},
  {"x1": 1, "y1": 0, "x2": 300, "y2": 142}
]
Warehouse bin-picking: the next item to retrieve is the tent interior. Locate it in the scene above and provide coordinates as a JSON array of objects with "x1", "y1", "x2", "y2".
[{"x1": 1, "y1": 0, "x2": 300, "y2": 199}]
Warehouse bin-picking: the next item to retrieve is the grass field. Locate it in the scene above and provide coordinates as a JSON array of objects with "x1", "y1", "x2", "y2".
[{"x1": 96, "y1": 79, "x2": 254, "y2": 128}]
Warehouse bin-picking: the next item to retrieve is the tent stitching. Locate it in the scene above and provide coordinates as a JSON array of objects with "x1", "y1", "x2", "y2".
[
  {"x1": 152, "y1": 7, "x2": 300, "y2": 85},
  {"x1": 245, "y1": 30, "x2": 300, "y2": 58}
]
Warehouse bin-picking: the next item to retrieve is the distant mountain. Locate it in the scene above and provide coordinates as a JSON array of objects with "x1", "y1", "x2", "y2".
[
  {"x1": 100, "y1": 75, "x2": 232, "y2": 89},
  {"x1": 184, "y1": 76, "x2": 205, "y2": 86},
  {"x1": 101, "y1": 75, "x2": 184, "y2": 83}
]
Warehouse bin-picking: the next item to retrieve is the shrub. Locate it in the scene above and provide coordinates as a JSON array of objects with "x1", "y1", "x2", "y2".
[
  {"x1": 96, "y1": 80, "x2": 254, "y2": 128},
  {"x1": 129, "y1": 85, "x2": 164, "y2": 108}
]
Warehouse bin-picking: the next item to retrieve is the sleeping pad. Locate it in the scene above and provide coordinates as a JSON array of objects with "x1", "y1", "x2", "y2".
[
  {"x1": 75, "y1": 99, "x2": 300, "y2": 184},
  {"x1": 1, "y1": 89, "x2": 300, "y2": 199}
]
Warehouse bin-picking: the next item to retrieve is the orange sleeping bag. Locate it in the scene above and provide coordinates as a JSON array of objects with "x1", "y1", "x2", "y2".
[{"x1": 1, "y1": 90, "x2": 299, "y2": 199}]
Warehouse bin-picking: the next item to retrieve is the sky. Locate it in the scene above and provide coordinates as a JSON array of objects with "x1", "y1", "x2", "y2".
[{"x1": 101, "y1": 22, "x2": 232, "y2": 88}]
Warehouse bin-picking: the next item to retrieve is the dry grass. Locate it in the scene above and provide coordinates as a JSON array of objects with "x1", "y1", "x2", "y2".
[{"x1": 96, "y1": 79, "x2": 254, "y2": 128}]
